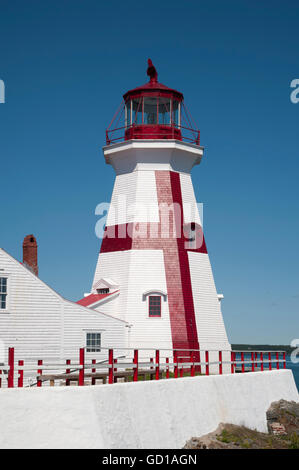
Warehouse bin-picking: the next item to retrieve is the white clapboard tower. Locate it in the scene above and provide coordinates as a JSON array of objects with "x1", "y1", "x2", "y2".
[{"x1": 86, "y1": 60, "x2": 231, "y2": 358}]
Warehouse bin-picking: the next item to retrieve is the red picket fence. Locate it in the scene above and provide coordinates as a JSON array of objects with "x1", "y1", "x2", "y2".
[{"x1": 1, "y1": 347, "x2": 287, "y2": 388}]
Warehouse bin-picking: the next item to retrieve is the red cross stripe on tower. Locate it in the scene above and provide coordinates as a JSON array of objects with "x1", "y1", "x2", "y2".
[{"x1": 100, "y1": 170, "x2": 207, "y2": 357}]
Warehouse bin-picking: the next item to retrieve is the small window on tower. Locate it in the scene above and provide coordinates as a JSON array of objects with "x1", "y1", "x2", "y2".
[
  {"x1": 149, "y1": 295, "x2": 161, "y2": 317},
  {"x1": 188, "y1": 223, "x2": 196, "y2": 242}
]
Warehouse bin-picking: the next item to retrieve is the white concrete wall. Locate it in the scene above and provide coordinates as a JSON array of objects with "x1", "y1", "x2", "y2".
[{"x1": 0, "y1": 370, "x2": 297, "y2": 449}]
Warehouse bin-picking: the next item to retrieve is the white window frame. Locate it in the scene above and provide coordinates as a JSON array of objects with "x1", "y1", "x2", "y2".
[
  {"x1": 148, "y1": 295, "x2": 162, "y2": 318},
  {"x1": 85, "y1": 331, "x2": 102, "y2": 353},
  {"x1": 142, "y1": 290, "x2": 167, "y2": 319},
  {"x1": 96, "y1": 288, "x2": 110, "y2": 294},
  {"x1": 0, "y1": 274, "x2": 10, "y2": 313}
]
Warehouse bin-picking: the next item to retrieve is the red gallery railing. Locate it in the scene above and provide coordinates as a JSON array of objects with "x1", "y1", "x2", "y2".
[
  {"x1": 105, "y1": 124, "x2": 200, "y2": 146},
  {"x1": 0, "y1": 347, "x2": 287, "y2": 389}
]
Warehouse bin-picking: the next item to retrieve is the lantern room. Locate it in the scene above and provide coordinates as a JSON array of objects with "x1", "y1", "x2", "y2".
[{"x1": 106, "y1": 59, "x2": 200, "y2": 146}]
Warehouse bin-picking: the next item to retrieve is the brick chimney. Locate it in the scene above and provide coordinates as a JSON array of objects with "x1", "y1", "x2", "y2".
[{"x1": 23, "y1": 235, "x2": 38, "y2": 276}]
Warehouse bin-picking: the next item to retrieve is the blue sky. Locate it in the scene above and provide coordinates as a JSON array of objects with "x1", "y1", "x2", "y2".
[{"x1": 0, "y1": 0, "x2": 298, "y2": 344}]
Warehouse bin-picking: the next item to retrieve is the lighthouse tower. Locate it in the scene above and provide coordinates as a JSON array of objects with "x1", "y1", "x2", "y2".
[{"x1": 89, "y1": 60, "x2": 231, "y2": 356}]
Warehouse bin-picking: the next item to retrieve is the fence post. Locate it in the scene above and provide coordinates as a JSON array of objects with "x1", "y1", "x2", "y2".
[
  {"x1": 150, "y1": 357, "x2": 154, "y2": 379},
  {"x1": 37, "y1": 360, "x2": 43, "y2": 387},
  {"x1": 8, "y1": 347, "x2": 14, "y2": 388},
  {"x1": 166, "y1": 357, "x2": 169, "y2": 379},
  {"x1": 113, "y1": 358, "x2": 118, "y2": 383},
  {"x1": 191, "y1": 352, "x2": 195, "y2": 377},
  {"x1": 219, "y1": 351, "x2": 222, "y2": 375},
  {"x1": 260, "y1": 352, "x2": 264, "y2": 372},
  {"x1": 18, "y1": 360, "x2": 24, "y2": 388},
  {"x1": 241, "y1": 352, "x2": 245, "y2": 373},
  {"x1": 276, "y1": 352, "x2": 279, "y2": 370},
  {"x1": 0, "y1": 369, "x2": 2, "y2": 388},
  {"x1": 91, "y1": 359, "x2": 96, "y2": 385},
  {"x1": 205, "y1": 351, "x2": 209, "y2": 376},
  {"x1": 197, "y1": 349, "x2": 202, "y2": 375},
  {"x1": 251, "y1": 352, "x2": 255, "y2": 372},
  {"x1": 79, "y1": 348, "x2": 85, "y2": 386},
  {"x1": 180, "y1": 360, "x2": 184, "y2": 377},
  {"x1": 283, "y1": 352, "x2": 286, "y2": 369},
  {"x1": 108, "y1": 349, "x2": 114, "y2": 384},
  {"x1": 231, "y1": 351, "x2": 234, "y2": 374},
  {"x1": 133, "y1": 350, "x2": 138, "y2": 382},
  {"x1": 155, "y1": 350, "x2": 160, "y2": 380},
  {"x1": 66, "y1": 359, "x2": 71, "y2": 386},
  {"x1": 269, "y1": 352, "x2": 272, "y2": 371},
  {"x1": 255, "y1": 352, "x2": 258, "y2": 369},
  {"x1": 174, "y1": 350, "x2": 178, "y2": 378}
]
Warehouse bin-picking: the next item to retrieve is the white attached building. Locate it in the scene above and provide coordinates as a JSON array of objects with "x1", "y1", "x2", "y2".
[{"x1": 0, "y1": 241, "x2": 127, "y2": 367}]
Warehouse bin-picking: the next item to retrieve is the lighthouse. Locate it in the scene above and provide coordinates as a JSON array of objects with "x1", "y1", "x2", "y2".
[{"x1": 87, "y1": 60, "x2": 231, "y2": 357}]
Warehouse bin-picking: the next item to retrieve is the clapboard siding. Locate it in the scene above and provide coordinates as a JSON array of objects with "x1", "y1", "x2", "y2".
[
  {"x1": 106, "y1": 170, "x2": 159, "y2": 226},
  {"x1": 0, "y1": 248, "x2": 127, "y2": 363},
  {"x1": 188, "y1": 251, "x2": 230, "y2": 351},
  {"x1": 93, "y1": 249, "x2": 173, "y2": 352}
]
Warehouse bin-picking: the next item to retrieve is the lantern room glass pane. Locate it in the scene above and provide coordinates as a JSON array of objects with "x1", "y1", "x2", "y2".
[
  {"x1": 125, "y1": 100, "x2": 131, "y2": 128},
  {"x1": 132, "y1": 98, "x2": 143, "y2": 125},
  {"x1": 172, "y1": 100, "x2": 179, "y2": 126},
  {"x1": 158, "y1": 98, "x2": 171, "y2": 125},
  {"x1": 144, "y1": 97, "x2": 157, "y2": 125}
]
